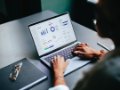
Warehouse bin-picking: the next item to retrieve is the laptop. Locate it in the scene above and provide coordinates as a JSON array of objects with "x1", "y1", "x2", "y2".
[{"x1": 28, "y1": 12, "x2": 90, "y2": 75}]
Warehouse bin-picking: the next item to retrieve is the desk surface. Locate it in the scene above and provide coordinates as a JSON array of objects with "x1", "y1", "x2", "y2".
[{"x1": 0, "y1": 10, "x2": 114, "y2": 90}]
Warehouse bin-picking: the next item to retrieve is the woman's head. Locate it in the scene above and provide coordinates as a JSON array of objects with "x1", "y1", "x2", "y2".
[{"x1": 95, "y1": 0, "x2": 120, "y2": 41}]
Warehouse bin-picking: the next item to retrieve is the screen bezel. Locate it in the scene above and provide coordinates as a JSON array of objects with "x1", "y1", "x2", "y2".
[{"x1": 28, "y1": 12, "x2": 77, "y2": 57}]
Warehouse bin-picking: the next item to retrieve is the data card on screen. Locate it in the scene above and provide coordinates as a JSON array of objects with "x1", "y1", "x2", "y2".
[{"x1": 29, "y1": 13, "x2": 76, "y2": 56}]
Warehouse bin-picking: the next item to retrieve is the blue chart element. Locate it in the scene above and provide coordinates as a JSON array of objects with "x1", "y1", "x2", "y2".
[
  {"x1": 50, "y1": 27, "x2": 55, "y2": 32},
  {"x1": 41, "y1": 29, "x2": 48, "y2": 36},
  {"x1": 62, "y1": 21, "x2": 68, "y2": 26}
]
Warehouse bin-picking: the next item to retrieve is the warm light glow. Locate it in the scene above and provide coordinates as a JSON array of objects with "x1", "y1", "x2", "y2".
[
  {"x1": 87, "y1": 0, "x2": 98, "y2": 4},
  {"x1": 93, "y1": 19, "x2": 97, "y2": 25}
]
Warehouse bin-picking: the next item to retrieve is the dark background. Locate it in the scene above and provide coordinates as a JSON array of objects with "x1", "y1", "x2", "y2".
[{"x1": 0, "y1": 0, "x2": 95, "y2": 30}]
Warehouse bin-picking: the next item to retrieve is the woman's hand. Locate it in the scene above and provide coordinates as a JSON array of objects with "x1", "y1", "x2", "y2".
[
  {"x1": 51, "y1": 55, "x2": 69, "y2": 86},
  {"x1": 51, "y1": 55, "x2": 70, "y2": 77},
  {"x1": 72, "y1": 43, "x2": 101, "y2": 59}
]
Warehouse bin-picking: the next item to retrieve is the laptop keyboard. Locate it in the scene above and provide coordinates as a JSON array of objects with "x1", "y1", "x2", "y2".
[{"x1": 44, "y1": 44, "x2": 78, "y2": 63}]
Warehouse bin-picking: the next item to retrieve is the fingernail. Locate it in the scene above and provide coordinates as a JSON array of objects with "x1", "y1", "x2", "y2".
[
  {"x1": 68, "y1": 59, "x2": 70, "y2": 61},
  {"x1": 74, "y1": 51, "x2": 78, "y2": 54}
]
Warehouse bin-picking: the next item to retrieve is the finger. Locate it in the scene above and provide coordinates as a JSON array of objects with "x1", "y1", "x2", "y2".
[
  {"x1": 72, "y1": 47, "x2": 76, "y2": 52},
  {"x1": 54, "y1": 56, "x2": 56, "y2": 60},
  {"x1": 57, "y1": 55, "x2": 60, "y2": 61},
  {"x1": 51, "y1": 60, "x2": 54, "y2": 64},
  {"x1": 51, "y1": 60, "x2": 55, "y2": 67},
  {"x1": 78, "y1": 54, "x2": 84, "y2": 57},
  {"x1": 66, "y1": 59, "x2": 70, "y2": 63},
  {"x1": 61, "y1": 56, "x2": 64, "y2": 61},
  {"x1": 74, "y1": 51, "x2": 84, "y2": 55},
  {"x1": 85, "y1": 43, "x2": 89, "y2": 47},
  {"x1": 73, "y1": 44, "x2": 83, "y2": 51},
  {"x1": 75, "y1": 47, "x2": 84, "y2": 51},
  {"x1": 72, "y1": 44, "x2": 85, "y2": 51},
  {"x1": 77, "y1": 43, "x2": 85, "y2": 47},
  {"x1": 80, "y1": 43, "x2": 84, "y2": 45},
  {"x1": 72, "y1": 43, "x2": 85, "y2": 52},
  {"x1": 72, "y1": 46, "x2": 82, "y2": 52},
  {"x1": 73, "y1": 48, "x2": 83, "y2": 53},
  {"x1": 54, "y1": 56, "x2": 56, "y2": 62},
  {"x1": 65, "y1": 59, "x2": 70, "y2": 66}
]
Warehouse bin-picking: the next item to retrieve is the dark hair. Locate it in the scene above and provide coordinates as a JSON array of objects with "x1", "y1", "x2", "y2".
[
  {"x1": 94, "y1": 0, "x2": 120, "y2": 40},
  {"x1": 98, "y1": 0, "x2": 120, "y2": 27}
]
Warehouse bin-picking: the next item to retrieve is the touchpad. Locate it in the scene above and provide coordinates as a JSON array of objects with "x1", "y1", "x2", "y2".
[{"x1": 63, "y1": 56, "x2": 90, "y2": 75}]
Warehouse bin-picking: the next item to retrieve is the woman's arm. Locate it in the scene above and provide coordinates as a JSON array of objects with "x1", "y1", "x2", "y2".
[{"x1": 51, "y1": 55, "x2": 70, "y2": 86}]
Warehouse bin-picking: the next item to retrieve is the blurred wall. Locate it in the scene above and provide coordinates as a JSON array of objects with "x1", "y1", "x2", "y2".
[
  {"x1": 0, "y1": 0, "x2": 95, "y2": 30},
  {"x1": 71, "y1": 0, "x2": 95, "y2": 30},
  {"x1": 0, "y1": 0, "x2": 7, "y2": 23},
  {"x1": 41, "y1": 0, "x2": 73, "y2": 15},
  {"x1": 0, "y1": 0, "x2": 7, "y2": 16},
  {"x1": 0, "y1": 0, "x2": 41, "y2": 24}
]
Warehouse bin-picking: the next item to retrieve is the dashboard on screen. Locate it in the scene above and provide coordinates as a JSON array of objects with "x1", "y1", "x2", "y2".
[{"x1": 29, "y1": 13, "x2": 76, "y2": 56}]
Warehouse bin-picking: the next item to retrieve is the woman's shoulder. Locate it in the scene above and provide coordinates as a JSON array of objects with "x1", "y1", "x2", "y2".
[
  {"x1": 92, "y1": 47, "x2": 120, "y2": 76},
  {"x1": 73, "y1": 53, "x2": 120, "y2": 90}
]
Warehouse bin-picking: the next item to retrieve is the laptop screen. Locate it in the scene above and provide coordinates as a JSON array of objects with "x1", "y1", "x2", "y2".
[{"x1": 29, "y1": 13, "x2": 77, "y2": 56}]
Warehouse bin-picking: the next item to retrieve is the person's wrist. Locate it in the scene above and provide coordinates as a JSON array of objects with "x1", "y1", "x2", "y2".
[
  {"x1": 54, "y1": 70, "x2": 64, "y2": 77},
  {"x1": 94, "y1": 50, "x2": 105, "y2": 59},
  {"x1": 94, "y1": 50, "x2": 101, "y2": 58}
]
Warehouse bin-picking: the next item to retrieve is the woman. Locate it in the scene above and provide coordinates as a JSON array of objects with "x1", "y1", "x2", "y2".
[{"x1": 49, "y1": 0, "x2": 120, "y2": 90}]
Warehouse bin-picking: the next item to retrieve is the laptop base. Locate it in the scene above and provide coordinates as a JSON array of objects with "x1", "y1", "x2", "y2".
[{"x1": 64, "y1": 56, "x2": 90, "y2": 75}]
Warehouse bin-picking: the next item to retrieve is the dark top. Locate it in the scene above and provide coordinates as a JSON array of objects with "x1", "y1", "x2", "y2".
[{"x1": 73, "y1": 47, "x2": 120, "y2": 90}]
